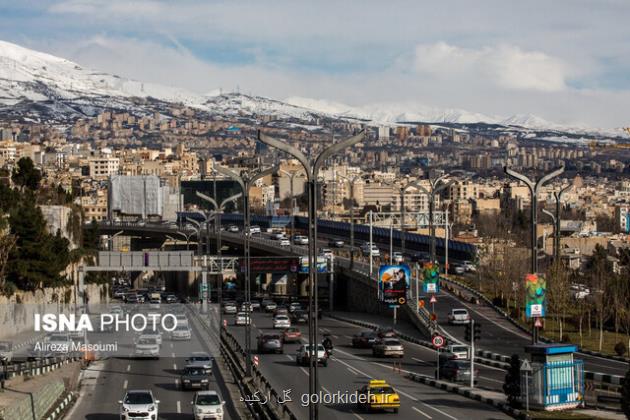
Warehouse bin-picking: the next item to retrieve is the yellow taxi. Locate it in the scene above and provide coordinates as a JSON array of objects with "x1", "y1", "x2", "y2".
[{"x1": 357, "y1": 379, "x2": 400, "y2": 413}]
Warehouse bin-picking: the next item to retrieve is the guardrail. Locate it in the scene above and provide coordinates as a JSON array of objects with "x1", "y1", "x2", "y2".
[
  {"x1": 1, "y1": 356, "x2": 81, "y2": 382},
  {"x1": 221, "y1": 328, "x2": 298, "y2": 420}
]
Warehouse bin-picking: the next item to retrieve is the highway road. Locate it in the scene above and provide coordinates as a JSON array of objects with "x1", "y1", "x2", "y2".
[
  {"x1": 224, "y1": 308, "x2": 512, "y2": 420},
  {"x1": 67, "y1": 304, "x2": 239, "y2": 420}
]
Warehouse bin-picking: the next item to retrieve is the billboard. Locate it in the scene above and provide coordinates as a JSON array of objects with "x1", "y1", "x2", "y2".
[
  {"x1": 525, "y1": 273, "x2": 546, "y2": 318},
  {"x1": 299, "y1": 256, "x2": 328, "y2": 273},
  {"x1": 422, "y1": 262, "x2": 440, "y2": 294},
  {"x1": 240, "y1": 257, "x2": 299, "y2": 273},
  {"x1": 378, "y1": 264, "x2": 410, "y2": 305}
]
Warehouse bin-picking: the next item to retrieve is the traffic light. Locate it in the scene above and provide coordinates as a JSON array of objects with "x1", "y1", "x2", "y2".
[
  {"x1": 464, "y1": 323, "x2": 471, "y2": 342},
  {"x1": 474, "y1": 322, "x2": 481, "y2": 341}
]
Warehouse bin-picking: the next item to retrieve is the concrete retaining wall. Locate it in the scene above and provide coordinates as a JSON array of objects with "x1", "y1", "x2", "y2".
[{"x1": 0, "y1": 379, "x2": 65, "y2": 420}]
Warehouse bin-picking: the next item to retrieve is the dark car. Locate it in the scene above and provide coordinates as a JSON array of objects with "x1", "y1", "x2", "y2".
[
  {"x1": 290, "y1": 310, "x2": 309, "y2": 324},
  {"x1": 352, "y1": 331, "x2": 378, "y2": 348},
  {"x1": 180, "y1": 365, "x2": 211, "y2": 390},
  {"x1": 438, "y1": 360, "x2": 478, "y2": 383},
  {"x1": 328, "y1": 239, "x2": 345, "y2": 248},
  {"x1": 165, "y1": 294, "x2": 178, "y2": 304},
  {"x1": 257, "y1": 334, "x2": 284, "y2": 354}
]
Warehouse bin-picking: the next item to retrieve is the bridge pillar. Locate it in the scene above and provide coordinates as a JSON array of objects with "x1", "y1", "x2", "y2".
[{"x1": 201, "y1": 270, "x2": 208, "y2": 314}]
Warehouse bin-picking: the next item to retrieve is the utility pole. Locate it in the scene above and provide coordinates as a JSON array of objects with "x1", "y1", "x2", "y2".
[
  {"x1": 400, "y1": 178, "x2": 434, "y2": 256},
  {"x1": 504, "y1": 166, "x2": 564, "y2": 343},
  {"x1": 258, "y1": 129, "x2": 365, "y2": 420},
  {"x1": 214, "y1": 165, "x2": 277, "y2": 377},
  {"x1": 338, "y1": 174, "x2": 361, "y2": 269}
]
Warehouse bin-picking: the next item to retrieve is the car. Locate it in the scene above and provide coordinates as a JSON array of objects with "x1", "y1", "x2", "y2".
[
  {"x1": 134, "y1": 335, "x2": 160, "y2": 359},
  {"x1": 257, "y1": 334, "x2": 284, "y2": 354},
  {"x1": 357, "y1": 380, "x2": 400, "y2": 413},
  {"x1": 328, "y1": 238, "x2": 345, "y2": 248},
  {"x1": 223, "y1": 301, "x2": 238, "y2": 314},
  {"x1": 272, "y1": 232, "x2": 287, "y2": 240},
  {"x1": 142, "y1": 331, "x2": 163, "y2": 346},
  {"x1": 288, "y1": 302, "x2": 302, "y2": 313},
  {"x1": 175, "y1": 313, "x2": 189, "y2": 326},
  {"x1": 235, "y1": 312, "x2": 250, "y2": 326},
  {"x1": 392, "y1": 252, "x2": 404, "y2": 264},
  {"x1": 273, "y1": 314, "x2": 291, "y2": 329},
  {"x1": 372, "y1": 338, "x2": 404, "y2": 358},
  {"x1": 439, "y1": 360, "x2": 478, "y2": 383},
  {"x1": 462, "y1": 260, "x2": 476, "y2": 272},
  {"x1": 0, "y1": 341, "x2": 13, "y2": 363},
  {"x1": 376, "y1": 327, "x2": 397, "y2": 339},
  {"x1": 440, "y1": 344, "x2": 470, "y2": 361},
  {"x1": 279, "y1": 238, "x2": 291, "y2": 246},
  {"x1": 290, "y1": 310, "x2": 308, "y2": 324},
  {"x1": 125, "y1": 294, "x2": 139, "y2": 304},
  {"x1": 282, "y1": 327, "x2": 302, "y2": 343},
  {"x1": 319, "y1": 248, "x2": 333, "y2": 259},
  {"x1": 449, "y1": 263, "x2": 465, "y2": 275},
  {"x1": 447, "y1": 308, "x2": 471, "y2": 325},
  {"x1": 119, "y1": 390, "x2": 160, "y2": 420},
  {"x1": 352, "y1": 331, "x2": 378, "y2": 348},
  {"x1": 165, "y1": 294, "x2": 178, "y2": 304},
  {"x1": 46, "y1": 333, "x2": 72, "y2": 355},
  {"x1": 180, "y1": 365, "x2": 211, "y2": 390},
  {"x1": 248, "y1": 225, "x2": 261, "y2": 234},
  {"x1": 149, "y1": 298, "x2": 161, "y2": 309},
  {"x1": 192, "y1": 390, "x2": 225, "y2": 420},
  {"x1": 227, "y1": 225, "x2": 239, "y2": 233},
  {"x1": 113, "y1": 288, "x2": 127, "y2": 299},
  {"x1": 186, "y1": 352, "x2": 213, "y2": 374},
  {"x1": 570, "y1": 284, "x2": 590, "y2": 300},
  {"x1": 296, "y1": 344, "x2": 328, "y2": 366},
  {"x1": 171, "y1": 324, "x2": 192, "y2": 340},
  {"x1": 261, "y1": 299, "x2": 277, "y2": 312},
  {"x1": 293, "y1": 235, "x2": 309, "y2": 245},
  {"x1": 361, "y1": 243, "x2": 380, "y2": 257},
  {"x1": 273, "y1": 306, "x2": 289, "y2": 316},
  {"x1": 249, "y1": 301, "x2": 261, "y2": 311}
]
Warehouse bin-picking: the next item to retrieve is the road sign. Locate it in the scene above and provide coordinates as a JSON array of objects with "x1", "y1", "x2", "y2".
[
  {"x1": 223, "y1": 319, "x2": 227, "y2": 328},
  {"x1": 430, "y1": 295, "x2": 437, "y2": 304},
  {"x1": 253, "y1": 355, "x2": 259, "y2": 367},
  {"x1": 520, "y1": 359, "x2": 533, "y2": 372},
  {"x1": 432, "y1": 335, "x2": 445, "y2": 348}
]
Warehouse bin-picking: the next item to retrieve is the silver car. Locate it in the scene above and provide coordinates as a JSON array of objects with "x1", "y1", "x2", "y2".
[{"x1": 119, "y1": 389, "x2": 159, "y2": 420}]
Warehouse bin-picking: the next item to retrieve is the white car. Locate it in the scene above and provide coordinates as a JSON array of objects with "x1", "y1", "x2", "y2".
[
  {"x1": 227, "y1": 225, "x2": 239, "y2": 233},
  {"x1": 262, "y1": 300, "x2": 277, "y2": 312},
  {"x1": 46, "y1": 333, "x2": 71, "y2": 355},
  {"x1": 134, "y1": 335, "x2": 160, "y2": 359},
  {"x1": 361, "y1": 243, "x2": 380, "y2": 257},
  {"x1": 175, "y1": 313, "x2": 189, "y2": 326},
  {"x1": 296, "y1": 344, "x2": 328, "y2": 366},
  {"x1": 192, "y1": 390, "x2": 225, "y2": 420},
  {"x1": 187, "y1": 352, "x2": 213, "y2": 374},
  {"x1": 248, "y1": 225, "x2": 261, "y2": 234},
  {"x1": 223, "y1": 302, "x2": 238, "y2": 314},
  {"x1": 319, "y1": 248, "x2": 333, "y2": 259},
  {"x1": 142, "y1": 331, "x2": 163, "y2": 346},
  {"x1": 392, "y1": 252, "x2": 404, "y2": 264},
  {"x1": 171, "y1": 324, "x2": 192, "y2": 340},
  {"x1": 447, "y1": 308, "x2": 471, "y2": 325},
  {"x1": 273, "y1": 314, "x2": 291, "y2": 329},
  {"x1": 372, "y1": 338, "x2": 404, "y2": 358},
  {"x1": 442, "y1": 344, "x2": 470, "y2": 360},
  {"x1": 235, "y1": 312, "x2": 250, "y2": 326},
  {"x1": 279, "y1": 238, "x2": 291, "y2": 246},
  {"x1": 272, "y1": 232, "x2": 287, "y2": 240},
  {"x1": 293, "y1": 235, "x2": 309, "y2": 245},
  {"x1": 0, "y1": 341, "x2": 13, "y2": 363},
  {"x1": 462, "y1": 261, "x2": 476, "y2": 272},
  {"x1": 119, "y1": 390, "x2": 159, "y2": 420},
  {"x1": 288, "y1": 302, "x2": 302, "y2": 313}
]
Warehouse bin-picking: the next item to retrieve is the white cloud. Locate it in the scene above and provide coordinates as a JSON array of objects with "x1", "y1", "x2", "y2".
[{"x1": 413, "y1": 42, "x2": 568, "y2": 92}]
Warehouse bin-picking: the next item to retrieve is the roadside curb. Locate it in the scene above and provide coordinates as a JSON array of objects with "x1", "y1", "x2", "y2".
[
  {"x1": 45, "y1": 391, "x2": 75, "y2": 420},
  {"x1": 406, "y1": 373, "x2": 531, "y2": 420}
]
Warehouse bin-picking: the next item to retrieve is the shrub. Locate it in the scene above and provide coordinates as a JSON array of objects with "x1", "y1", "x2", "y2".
[{"x1": 614, "y1": 342, "x2": 627, "y2": 357}]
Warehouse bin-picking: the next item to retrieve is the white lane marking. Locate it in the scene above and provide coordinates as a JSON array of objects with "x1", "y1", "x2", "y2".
[
  {"x1": 175, "y1": 379, "x2": 180, "y2": 387},
  {"x1": 344, "y1": 335, "x2": 353, "y2": 339},
  {"x1": 299, "y1": 367, "x2": 309, "y2": 376},
  {"x1": 396, "y1": 388, "x2": 418, "y2": 402},
  {"x1": 126, "y1": 364, "x2": 131, "y2": 372},
  {"x1": 332, "y1": 354, "x2": 371, "y2": 378},
  {"x1": 321, "y1": 386, "x2": 331, "y2": 394},
  {"x1": 351, "y1": 410, "x2": 366, "y2": 420},
  {"x1": 476, "y1": 362, "x2": 507, "y2": 372},
  {"x1": 413, "y1": 406, "x2": 433, "y2": 418},
  {"x1": 413, "y1": 357, "x2": 431, "y2": 366},
  {"x1": 421, "y1": 401, "x2": 458, "y2": 420},
  {"x1": 332, "y1": 335, "x2": 339, "y2": 339},
  {"x1": 346, "y1": 367, "x2": 359, "y2": 375},
  {"x1": 285, "y1": 355, "x2": 294, "y2": 361},
  {"x1": 171, "y1": 352, "x2": 175, "y2": 358},
  {"x1": 479, "y1": 376, "x2": 504, "y2": 384},
  {"x1": 176, "y1": 400, "x2": 181, "y2": 413},
  {"x1": 170, "y1": 343, "x2": 174, "y2": 348},
  {"x1": 123, "y1": 380, "x2": 128, "y2": 389},
  {"x1": 173, "y1": 363, "x2": 177, "y2": 370}
]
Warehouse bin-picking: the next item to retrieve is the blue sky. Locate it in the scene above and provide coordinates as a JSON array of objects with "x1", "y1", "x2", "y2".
[{"x1": 1, "y1": 0, "x2": 629, "y2": 127}]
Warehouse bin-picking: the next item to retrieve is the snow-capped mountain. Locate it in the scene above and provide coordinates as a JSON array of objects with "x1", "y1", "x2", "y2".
[{"x1": 0, "y1": 39, "x2": 626, "y2": 139}]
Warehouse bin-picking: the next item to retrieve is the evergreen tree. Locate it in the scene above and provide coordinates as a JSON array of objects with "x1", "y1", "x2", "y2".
[
  {"x1": 503, "y1": 354, "x2": 522, "y2": 409},
  {"x1": 11, "y1": 157, "x2": 42, "y2": 191}
]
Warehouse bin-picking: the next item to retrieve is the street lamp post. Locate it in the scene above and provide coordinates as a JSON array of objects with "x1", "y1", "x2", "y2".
[
  {"x1": 338, "y1": 174, "x2": 361, "y2": 269},
  {"x1": 504, "y1": 166, "x2": 564, "y2": 344},
  {"x1": 413, "y1": 175, "x2": 455, "y2": 263},
  {"x1": 258, "y1": 129, "x2": 365, "y2": 420},
  {"x1": 280, "y1": 169, "x2": 305, "y2": 236},
  {"x1": 196, "y1": 191, "x2": 242, "y2": 329},
  {"x1": 551, "y1": 184, "x2": 572, "y2": 264},
  {"x1": 214, "y1": 165, "x2": 277, "y2": 377},
  {"x1": 399, "y1": 178, "x2": 434, "y2": 257}
]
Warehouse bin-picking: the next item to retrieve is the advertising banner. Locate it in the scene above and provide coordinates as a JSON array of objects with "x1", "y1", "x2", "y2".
[
  {"x1": 422, "y1": 262, "x2": 440, "y2": 294},
  {"x1": 239, "y1": 257, "x2": 299, "y2": 273},
  {"x1": 378, "y1": 264, "x2": 410, "y2": 305},
  {"x1": 525, "y1": 273, "x2": 546, "y2": 318},
  {"x1": 299, "y1": 256, "x2": 328, "y2": 273}
]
